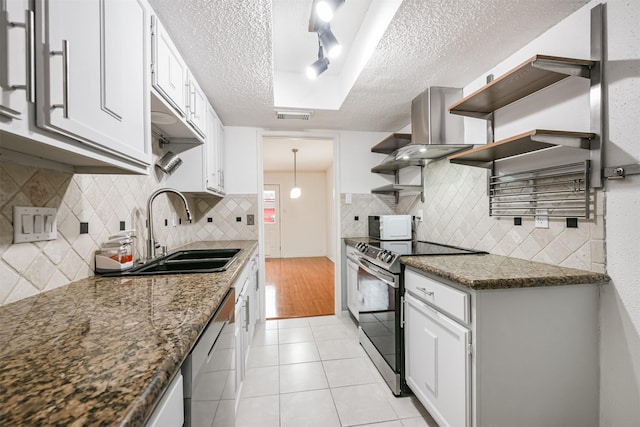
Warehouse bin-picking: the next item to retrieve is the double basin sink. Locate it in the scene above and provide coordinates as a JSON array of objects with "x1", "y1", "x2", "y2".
[{"x1": 101, "y1": 248, "x2": 241, "y2": 276}]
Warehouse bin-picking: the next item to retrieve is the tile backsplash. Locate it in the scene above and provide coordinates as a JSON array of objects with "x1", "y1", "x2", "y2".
[
  {"x1": 0, "y1": 158, "x2": 257, "y2": 306},
  {"x1": 342, "y1": 160, "x2": 606, "y2": 273}
]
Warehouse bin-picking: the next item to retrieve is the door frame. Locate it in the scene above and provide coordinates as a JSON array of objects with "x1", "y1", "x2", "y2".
[{"x1": 257, "y1": 130, "x2": 342, "y2": 318}]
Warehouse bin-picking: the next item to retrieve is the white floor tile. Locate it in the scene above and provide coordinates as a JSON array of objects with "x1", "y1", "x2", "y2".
[
  {"x1": 311, "y1": 323, "x2": 358, "y2": 341},
  {"x1": 316, "y1": 338, "x2": 365, "y2": 360},
  {"x1": 279, "y1": 342, "x2": 320, "y2": 365},
  {"x1": 306, "y1": 314, "x2": 344, "y2": 326},
  {"x1": 280, "y1": 389, "x2": 341, "y2": 427},
  {"x1": 330, "y1": 383, "x2": 398, "y2": 426},
  {"x1": 323, "y1": 357, "x2": 382, "y2": 388},
  {"x1": 279, "y1": 326, "x2": 314, "y2": 344},
  {"x1": 279, "y1": 361, "x2": 328, "y2": 393},
  {"x1": 401, "y1": 415, "x2": 440, "y2": 427},
  {"x1": 235, "y1": 395, "x2": 279, "y2": 427},
  {"x1": 387, "y1": 394, "x2": 429, "y2": 419},
  {"x1": 246, "y1": 344, "x2": 279, "y2": 368},
  {"x1": 253, "y1": 329, "x2": 279, "y2": 346},
  {"x1": 357, "y1": 421, "x2": 403, "y2": 427},
  {"x1": 278, "y1": 317, "x2": 311, "y2": 329},
  {"x1": 264, "y1": 319, "x2": 278, "y2": 330},
  {"x1": 241, "y1": 366, "x2": 279, "y2": 398}
]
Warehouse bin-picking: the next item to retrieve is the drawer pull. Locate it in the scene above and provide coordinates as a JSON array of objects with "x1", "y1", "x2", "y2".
[{"x1": 417, "y1": 287, "x2": 434, "y2": 296}]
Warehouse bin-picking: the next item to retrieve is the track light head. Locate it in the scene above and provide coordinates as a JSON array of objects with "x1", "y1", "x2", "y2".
[
  {"x1": 307, "y1": 56, "x2": 330, "y2": 79},
  {"x1": 315, "y1": 0, "x2": 345, "y2": 23},
  {"x1": 318, "y1": 25, "x2": 342, "y2": 58}
]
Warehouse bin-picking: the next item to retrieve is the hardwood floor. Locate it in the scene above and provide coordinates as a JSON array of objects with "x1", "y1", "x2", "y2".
[{"x1": 264, "y1": 257, "x2": 334, "y2": 319}]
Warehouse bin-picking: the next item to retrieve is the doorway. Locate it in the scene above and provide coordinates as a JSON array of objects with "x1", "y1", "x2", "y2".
[{"x1": 262, "y1": 136, "x2": 336, "y2": 320}]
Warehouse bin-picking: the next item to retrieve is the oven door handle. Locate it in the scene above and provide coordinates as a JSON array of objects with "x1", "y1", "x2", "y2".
[{"x1": 357, "y1": 258, "x2": 397, "y2": 287}]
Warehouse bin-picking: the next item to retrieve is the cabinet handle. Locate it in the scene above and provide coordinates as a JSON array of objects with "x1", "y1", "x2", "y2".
[
  {"x1": 51, "y1": 40, "x2": 69, "y2": 118},
  {"x1": 8, "y1": 10, "x2": 35, "y2": 103},
  {"x1": 417, "y1": 287, "x2": 434, "y2": 296}
]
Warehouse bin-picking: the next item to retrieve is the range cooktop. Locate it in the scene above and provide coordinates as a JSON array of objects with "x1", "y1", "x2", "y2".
[{"x1": 354, "y1": 240, "x2": 483, "y2": 273}]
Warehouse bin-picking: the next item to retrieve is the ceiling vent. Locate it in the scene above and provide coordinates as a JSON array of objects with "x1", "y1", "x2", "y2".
[{"x1": 275, "y1": 110, "x2": 312, "y2": 120}]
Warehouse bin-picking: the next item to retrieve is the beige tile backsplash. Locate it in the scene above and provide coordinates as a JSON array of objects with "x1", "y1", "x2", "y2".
[
  {"x1": 357, "y1": 159, "x2": 606, "y2": 273},
  {"x1": 0, "y1": 158, "x2": 257, "y2": 306}
]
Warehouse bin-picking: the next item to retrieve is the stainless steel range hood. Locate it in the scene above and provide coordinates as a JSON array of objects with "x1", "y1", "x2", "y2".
[{"x1": 400, "y1": 87, "x2": 472, "y2": 160}]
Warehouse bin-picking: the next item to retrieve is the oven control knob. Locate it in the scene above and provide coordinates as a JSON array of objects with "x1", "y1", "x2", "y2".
[{"x1": 385, "y1": 253, "x2": 394, "y2": 262}]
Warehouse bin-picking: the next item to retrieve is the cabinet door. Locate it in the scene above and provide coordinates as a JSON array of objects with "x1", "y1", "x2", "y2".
[
  {"x1": 152, "y1": 17, "x2": 186, "y2": 116},
  {"x1": 187, "y1": 73, "x2": 206, "y2": 137},
  {"x1": 347, "y1": 257, "x2": 359, "y2": 320},
  {"x1": 235, "y1": 296, "x2": 245, "y2": 397},
  {"x1": 0, "y1": 0, "x2": 30, "y2": 119},
  {"x1": 206, "y1": 106, "x2": 220, "y2": 192},
  {"x1": 405, "y1": 292, "x2": 470, "y2": 427},
  {"x1": 216, "y1": 118, "x2": 225, "y2": 192},
  {"x1": 35, "y1": 0, "x2": 149, "y2": 166}
]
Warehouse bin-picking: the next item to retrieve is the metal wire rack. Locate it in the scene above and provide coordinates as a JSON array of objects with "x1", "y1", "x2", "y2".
[{"x1": 489, "y1": 161, "x2": 591, "y2": 218}]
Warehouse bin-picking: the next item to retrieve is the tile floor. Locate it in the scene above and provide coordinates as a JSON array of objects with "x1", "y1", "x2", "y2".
[{"x1": 237, "y1": 314, "x2": 439, "y2": 427}]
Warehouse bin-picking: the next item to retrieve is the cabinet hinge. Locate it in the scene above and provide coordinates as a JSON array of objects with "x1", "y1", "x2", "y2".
[
  {"x1": 400, "y1": 296, "x2": 405, "y2": 328},
  {"x1": 467, "y1": 343, "x2": 473, "y2": 356}
]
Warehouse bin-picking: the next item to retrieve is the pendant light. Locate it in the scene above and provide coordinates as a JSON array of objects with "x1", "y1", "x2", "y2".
[{"x1": 290, "y1": 148, "x2": 301, "y2": 199}]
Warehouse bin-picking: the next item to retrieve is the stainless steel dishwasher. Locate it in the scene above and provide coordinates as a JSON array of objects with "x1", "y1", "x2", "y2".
[{"x1": 182, "y1": 288, "x2": 236, "y2": 427}]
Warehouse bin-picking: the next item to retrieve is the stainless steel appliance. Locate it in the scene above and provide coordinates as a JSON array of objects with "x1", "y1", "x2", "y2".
[
  {"x1": 355, "y1": 240, "x2": 480, "y2": 395},
  {"x1": 367, "y1": 215, "x2": 412, "y2": 241},
  {"x1": 182, "y1": 288, "x2": 236, "y2": 427}
]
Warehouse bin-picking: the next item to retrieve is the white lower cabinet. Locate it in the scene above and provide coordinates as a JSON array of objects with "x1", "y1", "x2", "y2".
[
  {"x1": 234, "y1": 249, "x2": 259, "y2": 399},
  {"x1": 346, "y1": 245, "x2": 359, "y2": 320},
  {"x1": 145, "y1": 373, "x2": 183, "y2": 427},
  {"x1": 404, "y1": 292, "x2": 470, "y2": 427},
  {"x1": 403, "y1": 267, "x2": 599, "y2": 427}
]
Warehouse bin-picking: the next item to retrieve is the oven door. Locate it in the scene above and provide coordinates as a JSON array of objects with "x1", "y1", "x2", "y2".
[{"x1": 357, "y1": 258, "x2": 402, "y2": 394}]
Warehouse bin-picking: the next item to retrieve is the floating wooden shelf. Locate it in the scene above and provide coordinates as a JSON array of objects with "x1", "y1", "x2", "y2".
[
  {"x1": 448, "y1": 55, "x2": 596, "y2": 119},
  {"x1": 448, "y1": 129, "x2": 595, "y2": 168},
  {"x1": 372, "y1": 184, "x2": 424, "y2": 195},
  {"x1": 371, "y1": 159, "x2": 422, "y2": 174},
  {"x1": 371, "y1": 133, "x2": 412, "y2": 154}
]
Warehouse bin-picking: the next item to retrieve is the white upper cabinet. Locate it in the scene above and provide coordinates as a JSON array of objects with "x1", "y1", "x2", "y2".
[
  {"x1": 0, "y1": 0, "x2": 31, "y2": 120},
  {"x1": 151, "y1": 16, "x2": 187, "y2": 117},
  {"x1": 186, "y1": 72, "x2": 206, "y2": 137},
  {"x1": 34, "y1": 0, "x2": 150, "y2": 170},
  {"x1": 164, "y1": 103, "x2": 224, "y2": 197}
]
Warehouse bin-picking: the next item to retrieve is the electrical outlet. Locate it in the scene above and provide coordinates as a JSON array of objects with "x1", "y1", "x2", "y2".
[
  {"x1": 247, "y1": 214, "x2": 254, "y2": 225},
  {"x1": 535, "y1": 209, "x2": 549, "y2": 228},
  {"x1": 416, "y1": 209, "x2": 424, "y2": 222},
  {"x1": 171, "y1": 213, "x2": 177, "y2": 227}
]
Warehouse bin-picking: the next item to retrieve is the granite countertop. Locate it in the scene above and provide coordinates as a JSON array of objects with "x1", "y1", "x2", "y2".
[
  {"x1": 401, "y1": 253, "x2": 610, "y2": 290},
  {"x1": 0, "y1": 240, "x2": 257, "y2": 426},
  {"x1": 344, "y1": 237, "x2": 609, "y2": 289}
]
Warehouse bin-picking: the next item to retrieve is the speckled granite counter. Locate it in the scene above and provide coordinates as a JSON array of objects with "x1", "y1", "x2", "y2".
[
  {"x1": 0, "y1": 240, "x2": 257, "y2": 426},
  {"x1": 401, "y1": 253, "x2": 609, "y2": 289}
]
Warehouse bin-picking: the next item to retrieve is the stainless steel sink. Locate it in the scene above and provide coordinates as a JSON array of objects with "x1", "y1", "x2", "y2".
[{"x1": 99, "y1": 248, "x2": 241, "y2": 276}]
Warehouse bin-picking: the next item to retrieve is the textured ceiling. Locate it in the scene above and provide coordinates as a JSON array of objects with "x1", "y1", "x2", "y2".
[{"x1": 148, "y1": 0, "x2": 590, "y2": 133}]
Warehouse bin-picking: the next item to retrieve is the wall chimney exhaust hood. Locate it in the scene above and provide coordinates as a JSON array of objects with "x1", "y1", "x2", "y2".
[{"x1": 395, "y1": 86, "x2": 472, "y2": 160}]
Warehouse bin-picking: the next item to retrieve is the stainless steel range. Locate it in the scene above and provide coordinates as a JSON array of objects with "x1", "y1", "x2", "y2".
[{"x1": 354, "y1": 239, "x2": 480, "y2": 395}]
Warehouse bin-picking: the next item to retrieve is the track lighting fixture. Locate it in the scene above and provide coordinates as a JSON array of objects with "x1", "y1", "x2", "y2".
[
  {"x1": 315, "y1": 0, "x2": 345, "y2": 23},
  {"x1": 307, "y1": 0, "x2": 344, "y2": 78},
  {"x1": 306, "y1": 41, "x2": 330, "y2": 79}
]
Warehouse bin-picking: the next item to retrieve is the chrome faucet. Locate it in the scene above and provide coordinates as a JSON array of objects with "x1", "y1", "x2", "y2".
[{"x1": 146, "y1": 188, "x2": 192, "y2": 260}]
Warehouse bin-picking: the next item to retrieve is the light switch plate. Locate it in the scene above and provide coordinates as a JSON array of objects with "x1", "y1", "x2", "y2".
[{"x1": 13, "y1": 206, "x2": 57, "y2": 243}]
